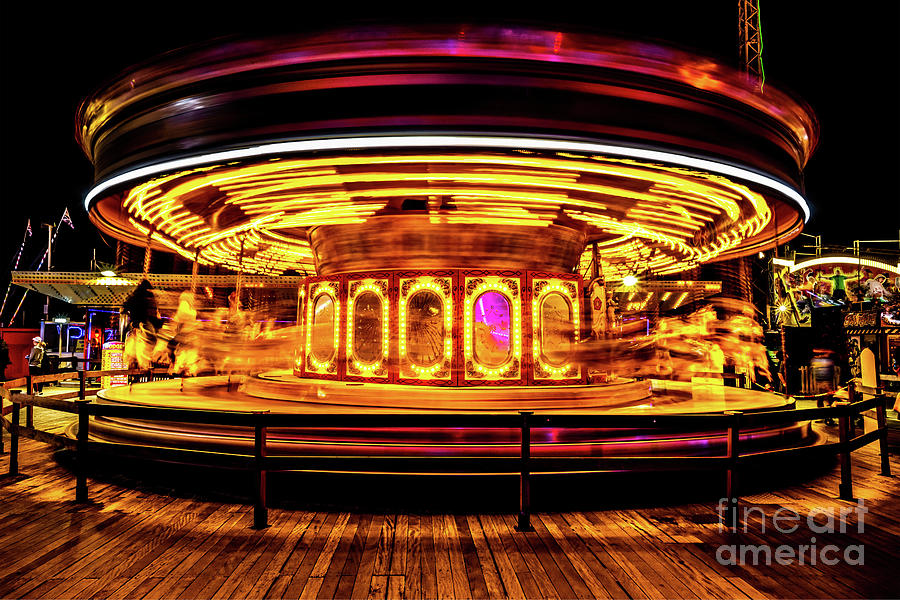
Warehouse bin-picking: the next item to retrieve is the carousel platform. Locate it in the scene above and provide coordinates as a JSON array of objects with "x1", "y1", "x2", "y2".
[{"x1": 84, "y1": 373, "x2": 817, "y2": 471}]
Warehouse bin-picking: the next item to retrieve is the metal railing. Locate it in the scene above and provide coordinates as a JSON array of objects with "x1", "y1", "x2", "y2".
[{"x1": 0, "y1": 372, "x2": 893, "y2": 532}]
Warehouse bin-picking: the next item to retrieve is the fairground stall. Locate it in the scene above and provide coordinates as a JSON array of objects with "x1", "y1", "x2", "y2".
[
  {"x1": 10, "y1": 271, "x2": 301, "y2": 372},
  {"x1": 771, "y1": 253, "x2": 900, "y2": 390}
]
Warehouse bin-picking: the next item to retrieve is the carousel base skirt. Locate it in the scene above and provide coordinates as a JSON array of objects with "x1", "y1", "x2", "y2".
[{"x1": 88, "y1": 372, "x2": 816, "y2": 473}]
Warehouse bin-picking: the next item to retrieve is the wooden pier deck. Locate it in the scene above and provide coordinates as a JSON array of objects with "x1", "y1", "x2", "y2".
[{"x1": 0, "y1": 411, "x2": 898, "y2": 599}]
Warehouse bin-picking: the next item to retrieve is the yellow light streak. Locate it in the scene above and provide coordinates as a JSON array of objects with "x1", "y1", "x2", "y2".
[{"x1": 114, "y1": 150, "x2": 774, "y2": 275}]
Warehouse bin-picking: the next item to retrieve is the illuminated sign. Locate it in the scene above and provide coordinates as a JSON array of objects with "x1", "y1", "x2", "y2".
[{"x1": 101, "y1": 341, "x2": 128, "y2": 388}]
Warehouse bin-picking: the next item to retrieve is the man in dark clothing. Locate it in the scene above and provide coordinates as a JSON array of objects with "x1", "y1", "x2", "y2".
[
  {"x1": 0, "y1": 337, "x2": 11, "y2": 380},
  {"x1": 122, "y1": 279, "x2": 162, "y2": 332},
  {"x1": 28, "y1": 336, "x2": 46, "y2": 393},
  {"x1": 122, "y1": 279, "x2": 164, "y2": 369}
]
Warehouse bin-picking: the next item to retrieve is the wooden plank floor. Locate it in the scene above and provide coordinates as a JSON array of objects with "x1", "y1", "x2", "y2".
[{"x1": 0, "y1": 417, "x2": 898, "y2": 599}]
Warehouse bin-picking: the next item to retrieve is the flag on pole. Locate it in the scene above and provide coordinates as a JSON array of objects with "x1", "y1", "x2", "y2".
[
  {"x1": 62, "y1": 207, "x2": 75, "y2": 229},
  {"x1": 0, "y1": 220, "x2": 33, "y2": 322}
]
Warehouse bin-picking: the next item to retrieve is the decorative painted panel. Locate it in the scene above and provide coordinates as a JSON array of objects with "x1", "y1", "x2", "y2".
[
  {"x1": 397, "y1": 271, "x2": 455, "y2": 384},
  {"x1": 461, "y1": 271, "x2": 524, "y2": 384},
  {"x1": 293, "y1": 284, "x2": 306, "y2": 376},
  {"x1": 529, "y1": 273, "x2": 582, "y2": 383},
  {"x1": 345, "y1": 275, "x2": 390, "y2": 381},
  {"x1": 303, "y1": 277, "x2": 342, "y2": 379}
]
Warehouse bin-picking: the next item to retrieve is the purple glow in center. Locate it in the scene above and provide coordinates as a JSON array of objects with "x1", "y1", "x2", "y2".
[{"x1": 475, "y1": 291, "x2": 511, "y2": 351}]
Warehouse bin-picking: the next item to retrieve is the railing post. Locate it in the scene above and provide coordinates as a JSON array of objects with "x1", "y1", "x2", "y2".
[
  {"x1": 9, "y1": 400, "x2": 20, "y2": 475},
  {"x1": 253, "y1": 411, "x2": 269, "y2": 530},
  {"x1": 724, "y1": 411, "x2": 742, "y2": 530},
  {"x1": 875, "y1": 396, "x2": 892, "y2": 477},
  {"x1": 838, "y1": 404, "x2": 854, "y2": 500},
  {"x1": 25, "y1": 375, "x2": 33, "y2": 429},
  {"x1": 75, "y1": 399, "x2": 91, "y2": 502},
  {"x1": 78, "y1": 369, "x2": 86, "y2": 400},
  {"x1": 0, "y1": 390, "x2": 4, "y2": 454},
  {"x1": 516, "y1": 411, "x2": 533, "y2": 532}
]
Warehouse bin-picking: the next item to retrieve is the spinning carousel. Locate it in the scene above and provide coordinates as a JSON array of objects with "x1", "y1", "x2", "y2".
[{"x1": 76, "y1": 25, "x2": 820, "y2": 469}]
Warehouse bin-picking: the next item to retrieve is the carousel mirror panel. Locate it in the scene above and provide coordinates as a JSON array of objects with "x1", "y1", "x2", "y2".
[
  {"x1": 311, "y1": 294, "x2": 336, "y2": 361},
  {"x1": 530, "y1": 275, "x2": 581, "y2": 382},
  {"x1": 293, "y1": 286, "x2": 307, "y2": 375},
  {"x1": 473, "y1": 291, "x2": 512, "y2": 367},
  {"x1": 540, "y1": 292, "x2": 573, "y2": 366},
  {"x1": 406, "y1": 290, "x2": 444, "y2": 367},
  {"x1": 463, "y1": 273, "x2": 523, "y2": 384},
  {"x1": 398, "y1": 273, "x2": 454, "y2": 383},
  {"x1": 304, "y1": 279, "x2": 341, "y2": 377},
  {"x1": 346, "y1": 277, "x2": 390, "y2": 380},
  {"x1": 353, "y1": 292, "x2": 382, "y2": 362}
]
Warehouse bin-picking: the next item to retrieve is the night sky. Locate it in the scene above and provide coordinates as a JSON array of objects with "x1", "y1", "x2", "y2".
[{"x1": 2, "y1": 3, "x2": 897, "y2": 323}]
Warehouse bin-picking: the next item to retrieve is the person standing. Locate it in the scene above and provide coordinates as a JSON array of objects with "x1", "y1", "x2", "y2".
[
  {"x1": 27, "y1": 336, "x2": 46, "y2": 394},
  {"x1": 0, "y1": 337, "x2": 11, "y2": 381},
  {"x1": 827, "y1": 267, "x2": 849, "y2": 302},
  {"x1": 811, "y1": 349, "x2": 836, "y2": 426}
]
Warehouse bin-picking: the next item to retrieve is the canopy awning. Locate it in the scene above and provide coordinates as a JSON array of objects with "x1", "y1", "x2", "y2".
[{"x1": 10, "y1": 271, "x2": 303, "y2": 306}]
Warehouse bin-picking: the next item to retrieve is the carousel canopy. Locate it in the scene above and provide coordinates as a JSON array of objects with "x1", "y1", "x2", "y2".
[{"x1": 77, "y1": 25, "x2": 818, "y2": 281}]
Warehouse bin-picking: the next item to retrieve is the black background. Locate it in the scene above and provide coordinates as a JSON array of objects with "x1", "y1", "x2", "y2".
[{"x1": 1, "y1": 3, "x2": 897, "y2": 323}]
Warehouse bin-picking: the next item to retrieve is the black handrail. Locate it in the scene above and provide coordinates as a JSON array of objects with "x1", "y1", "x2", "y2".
[{"x1": 0, "y1": 373, "x2": 892, "y2": 531}]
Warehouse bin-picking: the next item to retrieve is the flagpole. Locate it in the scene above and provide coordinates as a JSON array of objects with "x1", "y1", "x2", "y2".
[
  {"x1": 6, "y1": 208, "x2": 74, "y2": 327},
  {"x1": 31, "y1": 211, "x2": 68, "y2": 271},
  {"x1": 0, "y1": 220, "x2": 33, "y2": 322},
  {"x1": 43, "y1": 223, "x2": 53, "y2": 321}
]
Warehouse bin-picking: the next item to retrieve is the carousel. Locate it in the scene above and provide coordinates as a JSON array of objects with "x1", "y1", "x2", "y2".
[{"x1": 76, "y1": 25, "x2": 820, "y2": 470}]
